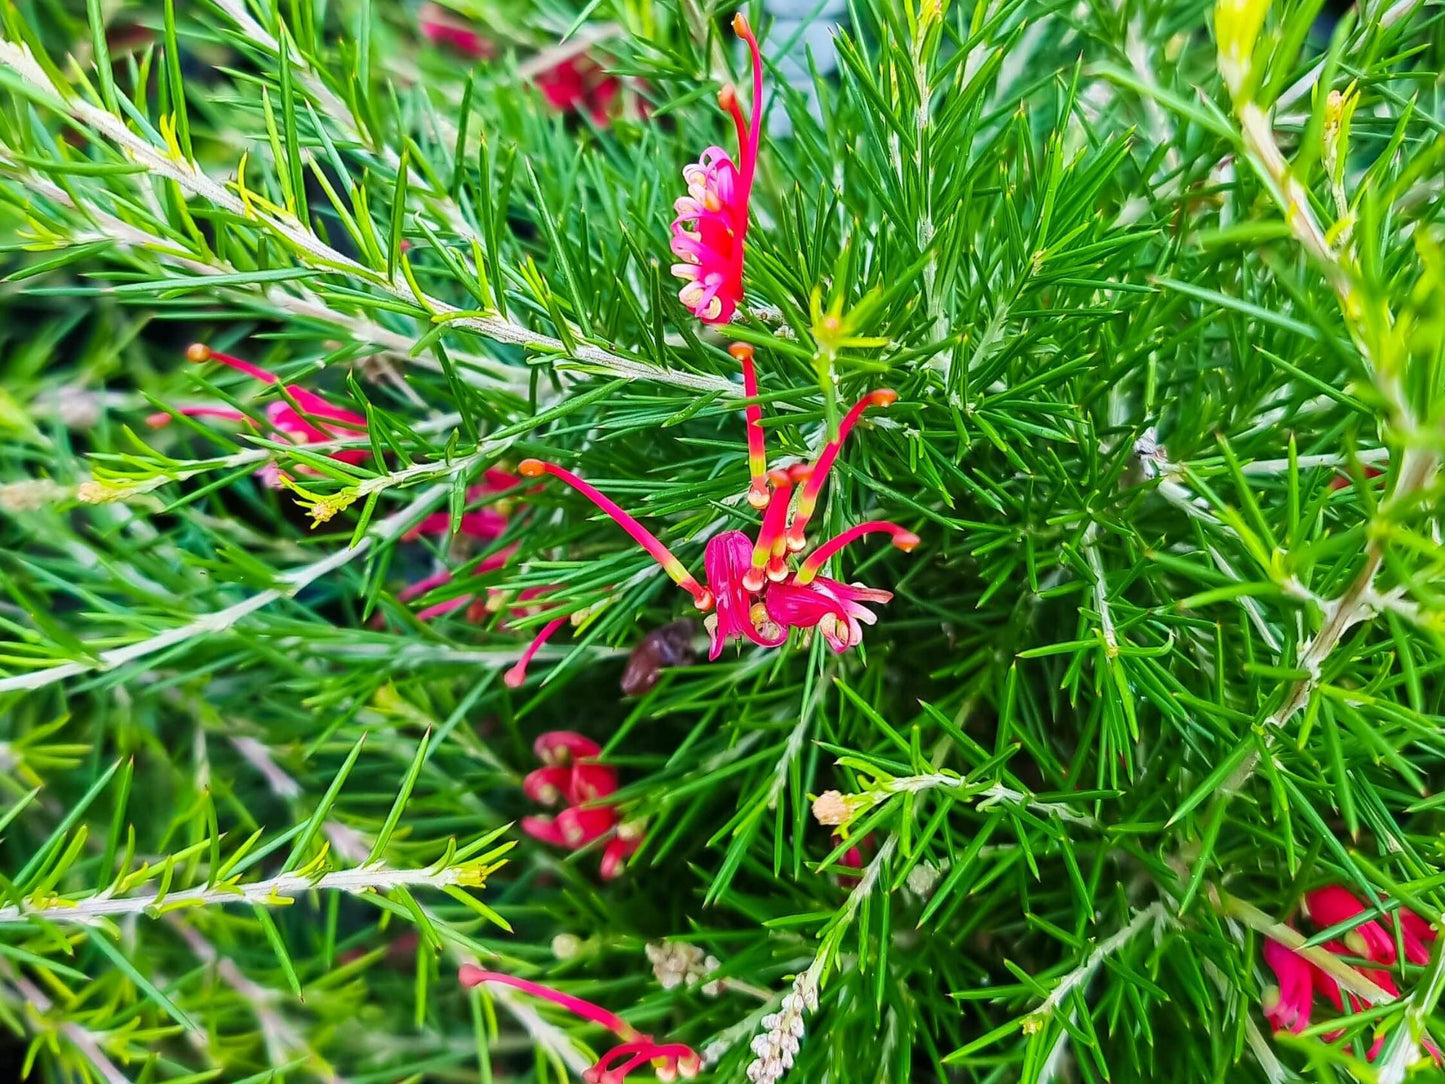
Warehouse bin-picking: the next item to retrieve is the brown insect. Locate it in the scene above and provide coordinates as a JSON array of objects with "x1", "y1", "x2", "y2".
[{"x1": 620, "y1": 620, "x2": 698, "y2": 696}]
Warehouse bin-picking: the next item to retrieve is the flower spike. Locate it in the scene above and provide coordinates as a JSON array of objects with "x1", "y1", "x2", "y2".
[
  {"x1": 786, "y1": 389, "x2": 898, "y2": 551},
  {"x1": 731, "y1": 343, "x2": 770, "y2": 508},
  {"x1": 794, "y1": 521, "x2": 920, "y2": 585},
  {"x1": 518, "y1": 460, "x2": 714, "y2": 612},
  {"x1": 669, "y1": 12, "x2": 766, "y2": 323}
]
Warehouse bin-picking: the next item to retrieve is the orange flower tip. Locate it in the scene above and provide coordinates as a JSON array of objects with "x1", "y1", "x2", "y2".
[
  {"x1": 517, "y1": 458, "x2": 547, "y2": 478},
  {"x1": 693, "y1": 587, "x2": 716, "y2": 612},
  {"x1": 503, "y1": 665, "x2": 527, "y2": 688},
  {"x1": 870, "y1": 389, "x2": 900, "y2": 408},
  {"x1": 718, "y1": 83, "x2": 738, "y2": 111},
  {"x1": 732, "y1": 11, "x2": 751, "y2": 37},
  {"x1": 766, "y1": 467, "x2": 791, "y2": 486},
  {"x1": 728, "y1": 342, "x2": 754, "y2": 361},
  {"x1": 747, "y1": 488, "x2": 770, "y2": 510},
  {"x1": 787, "y1": 462, "x2": 813, "y2": 482},
  {"x1": 894, "y1": 531, "x2": 921, "y2": 552},
  {"x1": 185, "y1": 342, "x2": 213, "y2": 364},
  {"x1": 145, "y1": 412, "x2": 172, "y2": 428}
]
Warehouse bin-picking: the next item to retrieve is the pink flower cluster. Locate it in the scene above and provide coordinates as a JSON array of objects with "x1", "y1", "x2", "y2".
[
  {"x1": 520, "y1": 732, "x2": 640, "y2": 880},
  {"x1": 1262, "y1": 885, "x2": 1439, "y2": 1060},
  {"x1": 504, "y1": 343, "x2": 917, "y2": 686},
  {"x1": 670, "y1": 14, "x2": 763, "y2": 324},
  {"x1": 149, "y1": 344, "x2": 368, "y2": 488},
  {"x1": 151, "y1": 345, "x2": 519, "y2": 555},
  {"x1": 460, "y1": 966, "x2": 700, "y2": 1083},
  {"x1": 420, "y1": 3, "x2": 626, "y2": 123}
]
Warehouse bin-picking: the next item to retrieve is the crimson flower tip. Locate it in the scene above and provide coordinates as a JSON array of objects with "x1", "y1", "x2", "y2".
[
  {"x1": 894, "y1": 531, "x2": 921, "y2": 552},
  {"x1": 503, "y1": 664, "x2": 527, "y2": 688}
]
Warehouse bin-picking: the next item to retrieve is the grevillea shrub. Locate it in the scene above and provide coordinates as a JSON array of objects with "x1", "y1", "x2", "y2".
[{"x1": 0, "y1": 1, "x2": 1443, "y2": 1082}]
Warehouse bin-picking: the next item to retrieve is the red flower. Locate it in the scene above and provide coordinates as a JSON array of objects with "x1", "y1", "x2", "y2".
[
  {"x1": 1304, "y1": 885, "x2": 1433, "y2": 966},
  {"x1": 1261, "y1": 937, "x2": 1319, "y2": 1034},
  {"x1": 670, "y1": 14, "x2": 763, "y2": 324},
  {"x1": 537, "y1": 56, "x2": 622, "y2": 124},
  {"x1": 148, "y1": 344, "x2": 367, "y2": 488},
  {"x1": 459, "y1": 966, "x2": 700, "y2": 1083},
  {"x1": 519, "y1": 732, "x2": 640, "y2": 880},
  {"x1": 419, "y1": 5, "x2": 630, "y2": 123},
  {"x1": 1260, "y1": 887, "x2": 1440, "y2": 1061},
  {"x1": 419, "y1": 3, "x2": 495, "y2": 59},
  {"x1": 505, "y1": 343, "x2": 917, "y2": 684}
]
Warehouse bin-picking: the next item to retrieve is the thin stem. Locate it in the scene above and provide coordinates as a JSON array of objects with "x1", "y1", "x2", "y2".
[
  {"x1": 1024, "y1": 903, "x2": 1167, "y2": 1029},
  {"x1": 0, "y1": 483, "x2": 449, "y2": 693},
  {"x1": 0, "y1": 963, "x2": 133, "y2": 1084},
  {"x1": 0, "y1": 37, "x2": 735, "y2": 398},
  {"x1": 0, "y1": 860, "x2": 483, "y2": 925}
]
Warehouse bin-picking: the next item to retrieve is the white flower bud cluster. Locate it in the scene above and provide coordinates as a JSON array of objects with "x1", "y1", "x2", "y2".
[
  {"x1": 745, "y1": 973, "x2": 816, "y2": 1084},
  {"x1": 645, "y1": 940, "x2": 721, "y2": 996}
]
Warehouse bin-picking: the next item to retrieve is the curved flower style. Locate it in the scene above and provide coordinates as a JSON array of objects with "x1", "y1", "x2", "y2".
[
  {"x1": 670, "y1": 14, "x2": 763, "y2": 324},
  {"x1": 459, "y1": 966, "x2": 700, "y2": 1083},
  {"x1": 149, "y1": 344, "x2": 367, "y2": 488},
  {"x1": 519, "y1": 732, "x2": 640, "y2": 880},
  {"x1": 505, "y1": 343, "x2": 917, "y2": 685},
  {"x1": 1260, "y1": 887, "x2": 1440, "y2": 1062}
]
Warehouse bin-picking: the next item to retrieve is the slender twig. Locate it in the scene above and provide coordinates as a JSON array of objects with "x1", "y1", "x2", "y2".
[
  {"x1": 1023, "y1": 902, "x2": 1167, "y2": 1032},
  {"x1": 1082, "y1": 523, "x2": 1118, "y2": 657},
  {"x1": 0, "y1": 963, "x2": 133, "y2": 1084},
  {"x1": 873, "y1": 773, "x2": 1101, "y2": 828},
  {"x1": 0, "y1": 37, "x2": 735, "y2": 397},
  {"x1": 0, "y1": 482, "x2": 448, "y2": 693},
  {"x1": 1274, "y1": 0, "x2": 1423, "y2": 111},
  {"x1": 0, "y1": 860, "x2": 483, "y2": 925}
]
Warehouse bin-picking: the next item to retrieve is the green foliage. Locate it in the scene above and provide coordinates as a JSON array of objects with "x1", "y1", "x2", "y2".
[{"x1": 0, "y1": 0, "x2": 1442, "y2": 1081}]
